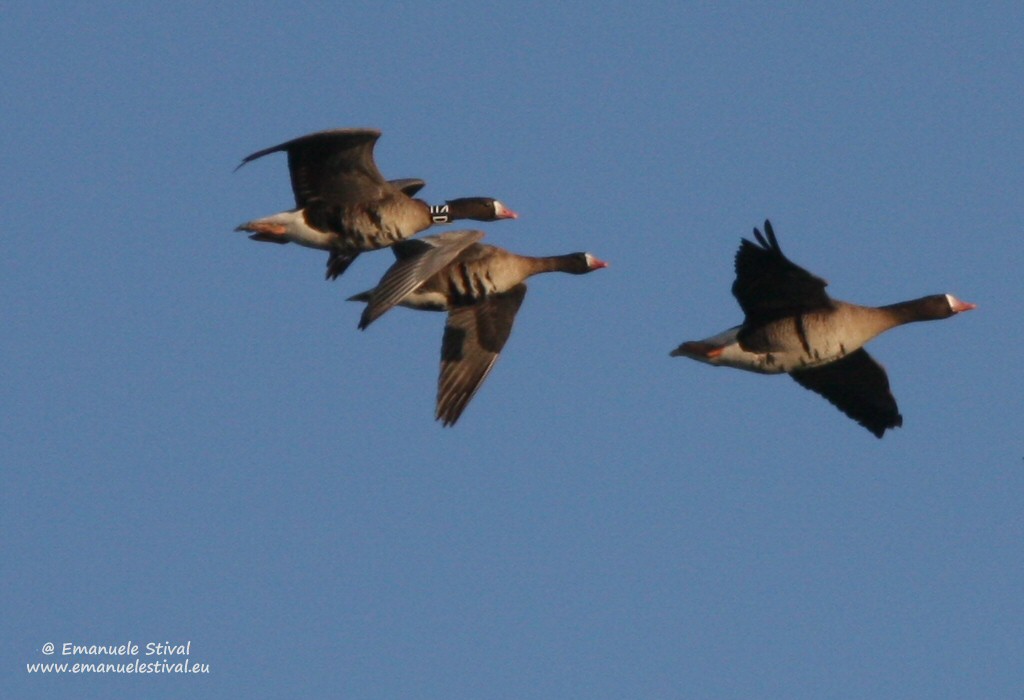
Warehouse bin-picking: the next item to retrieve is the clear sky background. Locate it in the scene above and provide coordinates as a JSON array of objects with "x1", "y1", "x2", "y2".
[{"x1": 3, "y1": 3, "x2": 1022, "y2": 698}]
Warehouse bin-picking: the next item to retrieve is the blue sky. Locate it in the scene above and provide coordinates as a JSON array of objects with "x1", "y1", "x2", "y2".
[{"x1": 3, "y1": 3, "x2": 1022, "y2": 698}]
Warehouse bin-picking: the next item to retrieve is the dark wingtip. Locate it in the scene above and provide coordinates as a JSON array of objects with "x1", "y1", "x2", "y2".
[
  {"x1": 325, "y1": 252, "x2": 358, "y2": 281},
  {"x1": 435, "y1": 403, "x2": 464, "y2": 427},
  {"x1": 346, "y1": 291, "x2": 373, "y2": 330},
  {"x1": 749, "y1": 218, "x2": 780, "y2": 253},
  {"x1": 357, "y1": 307, "x2": 377, "y2": 330},
  {"x1": 866, "y1": 411, "x2": 902, "y2": 438},
  {"x1": 233, "y1": 149, "x2": 268, "y2": 172},
  {"x1": 763, "y1": 219, "x2": 777, "y2": 249},
  {"x1": 735, "y1": 236, "x2": 760, "y2": 260}
]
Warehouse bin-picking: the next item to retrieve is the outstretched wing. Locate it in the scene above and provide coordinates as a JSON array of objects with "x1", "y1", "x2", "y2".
[
  {"x1": 236, "y1": 128, "x2": 386, "y2": 208},
  {"x1": 732, "y1": 220, "x2": 832, "y2": 326},
  {"x1": 789, "y1": 349, "x2": 903, "y2": 438},
  {"x1": 356, "y1": 230, "x2": 486, "y2": 329},
  {"x1": 436, "y1": 286, "x2": 527, "y2": 426}
]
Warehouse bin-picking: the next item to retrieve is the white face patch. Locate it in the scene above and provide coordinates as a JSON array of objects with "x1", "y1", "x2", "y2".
[
  {"x1": 944, "y1": 293, "x2": 977, "y2": 314},
  {"x1": 493, "y1": 201, "x2": 512, "y2": 218}
]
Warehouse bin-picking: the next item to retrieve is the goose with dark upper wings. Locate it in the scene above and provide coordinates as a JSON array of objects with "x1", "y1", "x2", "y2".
[
  {"x1": 671, "y1": 220, "x2": 975, "y2": 437},
  {"x1": 349, "y1": 230, "x2": 608, "y2": 426},
  {"x1": 234, "y1": 128, "x2": 517, "y2": 279}
]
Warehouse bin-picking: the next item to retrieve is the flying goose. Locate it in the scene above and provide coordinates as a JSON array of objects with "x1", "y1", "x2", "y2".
[
  {"x1": 350, "y1": 230, "x2": 608, "y2": 426},
  {"x1": 234, "y1": 128, "x2": 516, "y2": 279},
  {"x1": 671, "y1": 220, "x2": 975, "y2": 437}
]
